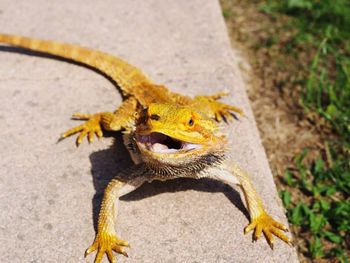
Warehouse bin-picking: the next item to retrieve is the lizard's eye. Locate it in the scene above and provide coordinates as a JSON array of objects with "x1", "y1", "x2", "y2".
[
  {"x1": 150, "y1": 114, "x2": 160, "y2": 121},
  {"x1": 188, "y1": 118, "x2": 194, "y2": 126}
]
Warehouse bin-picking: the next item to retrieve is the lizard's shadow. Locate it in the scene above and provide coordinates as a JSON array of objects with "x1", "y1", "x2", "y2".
[{"x1": 89, "y1": 134, "x2": 249, "y2": 232}]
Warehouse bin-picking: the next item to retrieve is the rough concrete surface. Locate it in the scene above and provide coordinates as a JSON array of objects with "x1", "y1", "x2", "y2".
[{"x1": 0, "y1": 0, "x2": 299, "y2": 262}]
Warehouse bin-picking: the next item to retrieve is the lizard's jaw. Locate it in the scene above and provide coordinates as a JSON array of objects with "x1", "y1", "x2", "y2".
[
  {"x1": 136, "y1": 132, "x2": 202, "y2": 154},
  {"x1": 133, "y1": 131, "x2": 227, "y2": 174}
]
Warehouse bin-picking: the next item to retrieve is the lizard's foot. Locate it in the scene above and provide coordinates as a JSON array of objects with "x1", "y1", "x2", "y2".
[
  {"x1": 85, "y1": 232, "x2": 130, "y2": 263},
  {"x1": 60, "y1": 113, "x2": 103, "y2": 146},
  {"x1": 195, "y1": 92, "x2": 244, "y2": 123},
  {"x1": 211, "y1": 100, "x2": 244, "y2": 122},
  {"x1": 244, "y1": 212, "x2": 292, "y2": 248}
]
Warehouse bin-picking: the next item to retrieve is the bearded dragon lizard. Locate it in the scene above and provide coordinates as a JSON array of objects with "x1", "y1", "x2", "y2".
[{"x1": 0, "y1": 33, "x2": 292, "y2": 263}]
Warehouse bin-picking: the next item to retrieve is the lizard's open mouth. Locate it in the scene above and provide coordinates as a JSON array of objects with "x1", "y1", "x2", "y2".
[{"x1": 137, "y1": 132, "x2": 202, "y2": 154}]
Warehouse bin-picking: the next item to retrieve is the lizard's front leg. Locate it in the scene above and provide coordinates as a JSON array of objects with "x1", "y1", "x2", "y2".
[
  {"x1": 85, "y1": 165, "x2": 148, "y2": 263},
  {"x1": 212, "y1": 163, "x2": 292, "y2": 248},
  {"x1": 60, "y1": 97, "x2": 137, "y2": 146},
  {"x1": 192, "y1": 92, "x2": 244, "y2": 122}
]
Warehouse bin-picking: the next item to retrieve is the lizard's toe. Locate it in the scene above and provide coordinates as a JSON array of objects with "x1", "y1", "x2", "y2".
[
  {"x1": 85, "y1": 232, "x2": 129, "y2": 263},
  {"x1": 60, "y1": 113, "x2": 103, "y2": 146},
  {"x1": 196, "y1": 93, "x2": 244, "y2": 122},
  {"x1": 244, "y1": 212, "x2": 292, "y2": 248},
  {"x1": 71, "y1": 112, "x2": 92, "y2": 120}
]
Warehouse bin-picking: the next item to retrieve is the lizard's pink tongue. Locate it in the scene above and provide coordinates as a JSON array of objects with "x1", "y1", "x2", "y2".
[
  {"x1": 152, "y1": 143, "x2": 169, "y2": 151},
  {"x1": 150, "y1": 143, "x2": 180, "y2": 153}
]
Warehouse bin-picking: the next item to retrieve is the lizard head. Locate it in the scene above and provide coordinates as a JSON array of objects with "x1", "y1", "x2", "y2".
[{"x1": 134, "y1": 103, "x2": 227, "y2": 168}]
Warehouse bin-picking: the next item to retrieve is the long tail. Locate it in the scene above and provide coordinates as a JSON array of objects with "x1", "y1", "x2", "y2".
[{"x1": 0, "y1": 33, "x2": 152, "y2": 94}]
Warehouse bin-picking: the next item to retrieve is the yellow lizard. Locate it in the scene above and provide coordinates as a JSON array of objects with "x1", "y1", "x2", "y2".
[{"x1": 0, "y1": 33, "x2": 292, "y2": 263}]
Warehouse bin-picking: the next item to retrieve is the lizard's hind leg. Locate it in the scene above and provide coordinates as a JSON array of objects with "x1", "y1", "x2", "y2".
[{"x1": 60, "y1": 97, "x2": 138, "y2": 146}]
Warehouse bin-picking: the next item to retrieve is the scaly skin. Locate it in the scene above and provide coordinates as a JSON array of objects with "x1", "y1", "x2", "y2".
[{"x1": 0, "y1": 33, "x2": 292, "y2": 262}]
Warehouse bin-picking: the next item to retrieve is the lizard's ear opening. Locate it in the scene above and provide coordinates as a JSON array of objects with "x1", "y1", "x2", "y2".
[{"x1": 136, "y1": 108, "x2": 149, "y2": 125}]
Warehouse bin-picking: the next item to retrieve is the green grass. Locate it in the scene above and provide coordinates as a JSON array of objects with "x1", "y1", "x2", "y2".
[
  {"x1": 280, "y1": 149, "x2": 350, "y2": 261},
  {"x1": 262, "y1": 0, "x2": 350, "y2": 261},
  {"x1": 222, "y1": 8, "x2": 232, "y2": 19}
]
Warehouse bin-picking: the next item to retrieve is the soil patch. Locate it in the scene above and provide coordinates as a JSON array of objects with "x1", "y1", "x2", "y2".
[{"x1": 220, "y1": 1, "x2": 325, "y2": 261}]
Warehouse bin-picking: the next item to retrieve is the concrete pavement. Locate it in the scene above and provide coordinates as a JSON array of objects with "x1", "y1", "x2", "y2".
[{"x1": 0, "y1": 0, "x2": 298, "y2": 262}]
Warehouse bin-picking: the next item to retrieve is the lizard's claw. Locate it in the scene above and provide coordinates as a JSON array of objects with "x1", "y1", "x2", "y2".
[
  {"x1": 244, "y1": 212, "x2": 292, "y2": 248},
  {"x1": 85, "y1": 232, "x2": 130, "y2": 263},
  {"x1": 211, "y1": 100, "x2": 244, "y2": 123},
  {"x1": 195, "y1": 92, "x2": 244, "y2": 123},
  {"x1": 60, "y1": 113, "x2": 103, "y2": 146}
]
